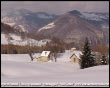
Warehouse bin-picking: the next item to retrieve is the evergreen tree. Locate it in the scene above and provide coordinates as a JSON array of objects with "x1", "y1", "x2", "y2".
[
  {"x1": 100, "y1": 54, "x2": 107, "y2": 65},
  {"x1": 80, "y1": 38, "x2": 96, "y2": 69}
]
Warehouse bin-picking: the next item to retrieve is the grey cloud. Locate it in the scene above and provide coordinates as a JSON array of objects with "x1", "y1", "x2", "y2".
[{"x1": 1, "y1": 1, "x2": 109, "y2": 15}]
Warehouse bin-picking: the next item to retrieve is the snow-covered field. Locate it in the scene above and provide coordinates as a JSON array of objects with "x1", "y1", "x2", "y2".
[{"x1": 1, "y1": 54, "x2": 109, "y2": 87}]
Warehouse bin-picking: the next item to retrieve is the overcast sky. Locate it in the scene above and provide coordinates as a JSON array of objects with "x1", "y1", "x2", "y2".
[{"x1": 1, "y1": 1, "x2": 109, "y2": 15}]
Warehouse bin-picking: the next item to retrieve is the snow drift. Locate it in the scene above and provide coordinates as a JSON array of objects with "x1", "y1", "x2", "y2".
[{"x1": 1, "y1": 54, "x2": 109, "y2": 84}]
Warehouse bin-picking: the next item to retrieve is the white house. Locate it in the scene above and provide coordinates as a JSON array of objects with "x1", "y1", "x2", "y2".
[
  {"x1": 70, "y1": 51, "x2": 82, "y2": 63},
  {"x1": 37, "y1": 51, "x2": 55, "y2": 62}
]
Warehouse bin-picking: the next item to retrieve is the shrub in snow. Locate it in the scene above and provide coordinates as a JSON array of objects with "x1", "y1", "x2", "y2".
[{"x1": 100, "y1": 54, "x2": 108, "y2": 65}]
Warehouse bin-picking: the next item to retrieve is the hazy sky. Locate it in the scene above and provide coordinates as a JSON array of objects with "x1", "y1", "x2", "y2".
[{"x1": 1, "y1": 1, "x2": 109, "y2": 15}]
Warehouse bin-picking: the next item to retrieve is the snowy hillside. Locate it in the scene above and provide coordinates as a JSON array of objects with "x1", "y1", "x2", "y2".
[
  {"x1": 1, "y1": 34, "x2": 9, "y2": 45},
  {"x1": 1, "y1": 9, "x2": 59, "y2": 33},
  {"x1": 1, "y1": 22, "x2": 28, "y2": 33},
  {"x1": 1, "y1": 33, "x2": 51, "y2": 46},
  {"x1": 38, "y1": 22, "x2": 55, "y2": 32},
  {"x1": 80, "y1": 12, "x2": 109, "y2": 28},
  {"x1": 1, "y1": 54, "x2": 109, "y2": 87},
  {"x1": 81, "y1": 12, "x2": 109, "y2": 21},
  {"x1": 38, "y1": 11, "x2": 109, "y2": 33}
]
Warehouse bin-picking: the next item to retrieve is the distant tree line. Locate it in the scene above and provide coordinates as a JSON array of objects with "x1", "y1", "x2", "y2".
[
  {"x1": 92, "y1": 44, "x2": 109, "y2": 65},
  {"x1": 1, "y1": 37, "x2": 65, "y2": 54},
  {"x1": 1, "y1": 44, "x2": 42, "y2": 54}
]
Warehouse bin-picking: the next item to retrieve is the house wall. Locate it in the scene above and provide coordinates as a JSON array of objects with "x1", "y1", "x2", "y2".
[
  {"x1": 37, "y1": 52, "x2": 55, "y2": 62},
  {"x1": 37, "y1": 56, "x2": 49, "y2": 62},
  {"x1": 70, "y1": 55, "x2": 79, "y2": 63}
]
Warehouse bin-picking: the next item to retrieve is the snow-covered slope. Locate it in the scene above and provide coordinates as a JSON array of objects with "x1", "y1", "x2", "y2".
[
  {"x1": 38, "y1": 22, "x2": 55, "y2": 32},
  {"x1": 2, "y1": 22, "x2": 28, "y2": 33},
  {"x1": 1, "y1": 9, "x2": 59, "y2": 33},
  {"x1": 80, "y1": 12, "x2": 109, "y2": 28},
  {"x1": 68, "y1": 10, "x2": 109, "y2": 28},
  {"x1": 4, "y1": 22, "x2": 16, "y2": 26},
  {"x1": 1, "y1": 34, "x2": 9, "y2": 45},
  {"x1": 81, "y1": 12, "x2": 108, "y2": 21},
  {"x1": 1, "y1": 33, "x2": 51, "y2": 46},
  {"x1": 1, "y1": 54, "x2": 109, "y2": 86}
]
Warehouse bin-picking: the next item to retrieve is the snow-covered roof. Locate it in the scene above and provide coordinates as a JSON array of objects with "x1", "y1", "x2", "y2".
[
  {"x1": 70, "y1": 51, "x2": 82, "y2": 59},
  {"x1": 71, "y1": 48, "x2": 76, "y2": 50},
  {"x1": 41, "y1": 51, "x2": 51, "y2": 57}
]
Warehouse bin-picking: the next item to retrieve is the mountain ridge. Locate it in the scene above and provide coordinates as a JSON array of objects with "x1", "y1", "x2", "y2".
[
  {"x1": 37, "y1": 10, "x2": 109, "y2": 46},
  {"x1": 1, "y1": 9, "x2": 109, "y2": 46}
]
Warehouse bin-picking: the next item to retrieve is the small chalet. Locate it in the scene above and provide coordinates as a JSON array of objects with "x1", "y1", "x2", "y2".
[
  {"x1": 70, "y1": 51, "x2": 82, "y2": 63},
  {"x1": 37, "y1": 51, "x2": 55, "y2": 62}
]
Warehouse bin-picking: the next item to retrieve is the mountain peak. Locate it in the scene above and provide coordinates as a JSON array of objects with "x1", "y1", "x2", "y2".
[{"x1": 68, "y1": 10, "x2": 81, "y2": 16}]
